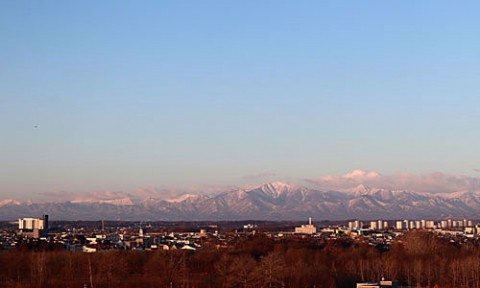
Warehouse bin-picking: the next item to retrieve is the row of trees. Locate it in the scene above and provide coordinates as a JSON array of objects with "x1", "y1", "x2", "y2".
[{"x1": 1, "y1": 231, "x2": 480, "y2": 287}]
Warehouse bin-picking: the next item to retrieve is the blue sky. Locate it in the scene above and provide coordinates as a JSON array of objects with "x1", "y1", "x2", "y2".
[{"x1": 1, "y1": 1, "x2": 480, "y2": 196}]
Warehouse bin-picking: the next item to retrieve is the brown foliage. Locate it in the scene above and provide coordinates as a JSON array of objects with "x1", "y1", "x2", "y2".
[{"x1": 1, "y1": 231, "x2": 480, "y2": 288}]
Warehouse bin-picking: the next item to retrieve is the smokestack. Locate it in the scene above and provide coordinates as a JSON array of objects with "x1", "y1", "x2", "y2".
[{"x1": 309, "y1": 217, "x2": 312, "y2": 225}]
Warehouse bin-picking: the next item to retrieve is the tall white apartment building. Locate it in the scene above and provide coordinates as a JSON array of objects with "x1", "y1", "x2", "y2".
[
  {"x1": 396, "y1": 221, "x2": 404, "y2": 230},
  {"x1": 377, "y1": 220, "x2": 383, "y2": 230},
  {"x1": 348, "y1": 220, "x2": 362, "y2": 230},
  {"x1": 18, "y1": 215, "x2": 49, "y2": 238}
]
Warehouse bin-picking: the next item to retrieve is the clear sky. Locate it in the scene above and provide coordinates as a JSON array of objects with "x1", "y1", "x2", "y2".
[{"x1": 1, "y1": 1, "x2": 480, "y2": 197}]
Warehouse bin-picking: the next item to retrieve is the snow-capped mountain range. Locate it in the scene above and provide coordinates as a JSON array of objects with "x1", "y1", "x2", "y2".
[{"x1": 2, "y1": 181, "x2": 480, "y2": 221}]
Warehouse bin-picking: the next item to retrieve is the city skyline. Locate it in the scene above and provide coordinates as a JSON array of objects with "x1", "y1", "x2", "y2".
[{"x1": 2, "y1": 1, "x2": 480, "y2": 198}]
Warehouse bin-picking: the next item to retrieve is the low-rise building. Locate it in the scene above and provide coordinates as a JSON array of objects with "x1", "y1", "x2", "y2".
[
  {"x1": 357, "y1": 280, "x2": 399, "y2": 288},
  {"x1": 295, "y1": 218, "x2": 317, "y2": 234}
]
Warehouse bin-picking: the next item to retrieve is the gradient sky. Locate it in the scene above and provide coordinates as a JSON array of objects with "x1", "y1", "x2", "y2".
[{"x1": 1, "y1": 1, "x2": 480, "y2": 197}]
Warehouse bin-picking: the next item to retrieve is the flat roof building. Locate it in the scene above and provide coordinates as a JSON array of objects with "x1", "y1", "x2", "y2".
[
  {"x1": 357, "y1": 280, "x2": 399, "y2": 288},
  {"x1": 295, "y1": 217, "x2": 317, "y2": 235},
  {"x1": 18, "y1": 215, "x2": 49, "y2": 238}
]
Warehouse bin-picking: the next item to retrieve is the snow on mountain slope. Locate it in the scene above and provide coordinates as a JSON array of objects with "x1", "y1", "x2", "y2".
[
  {"x1": 0, "y1": 199, "x2": 21, "y2": 206},
  {"x1": 258, "y1": 182, "x2": 297, "y2": 196},
  {"x1": 165, "y1": 194, "x2": 205, "y2": 203},
  {"x1": 2, "y1": 182, "x2": 480, "y2": 220},
  {"x1": 66, "y1": 191, "x2": 135, "y2": 206},
  {"x1": 70, "y1": 197, "x2": 134, "y2": 206}
]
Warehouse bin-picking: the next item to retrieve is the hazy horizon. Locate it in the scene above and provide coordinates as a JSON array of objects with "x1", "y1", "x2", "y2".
[{"x1": 2, "y1": 169, "x2": 480, "y2": 203}]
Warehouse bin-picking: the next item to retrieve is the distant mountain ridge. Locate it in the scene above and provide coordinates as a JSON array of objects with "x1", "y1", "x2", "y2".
[{"x1": 2, "y1": 182, "x2": 480, "y2": 221}]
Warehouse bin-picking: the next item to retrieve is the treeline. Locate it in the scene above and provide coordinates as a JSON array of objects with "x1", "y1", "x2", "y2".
[{"x1": 1, "y1": 231, "x2": 480, "y2": 288}]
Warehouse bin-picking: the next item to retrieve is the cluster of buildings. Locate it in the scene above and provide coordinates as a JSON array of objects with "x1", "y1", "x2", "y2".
[
  {"x1": 4, "y1": 215, "x2": 480, "y2": 254},
  {"x1": 347, "y1": 218, "x2": 474, "y2": 231},
  {"x1": 289, "y1": 217, "x2": 480, "y2": 252},
  {"x1": 294, "y1": 217, "x2": 477, "y2": 236},
  {"x1": 59, "y1": 229, "x2": 205, "y2": 253},
  {"x1": 10, "y1": 215, "x2": 233, "y2": 253}
]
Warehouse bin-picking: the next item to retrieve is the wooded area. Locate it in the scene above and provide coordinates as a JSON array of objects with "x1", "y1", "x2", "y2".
[{"x1": 1, "y1": 231, "x2": 479, "y2": 288}]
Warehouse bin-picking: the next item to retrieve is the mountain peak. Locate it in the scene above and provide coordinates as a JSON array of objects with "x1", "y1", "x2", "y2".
[
  {"x1": 355, "y1": 184, "x2": 371, "y2": 194},
  {"x1": 258, "y1": 182, "x2": 296, "y2": 197},
  {"x1": 341, "y1": 184, "x2": 373, "y2": 196},
  {"x1": 2, "y1": 182, "x2": 480, "y2": 220}
]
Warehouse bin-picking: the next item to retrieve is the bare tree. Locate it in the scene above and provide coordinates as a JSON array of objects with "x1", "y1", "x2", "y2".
[{"x1": 253, "y1": 251, "x2": 286, "y2": 288}]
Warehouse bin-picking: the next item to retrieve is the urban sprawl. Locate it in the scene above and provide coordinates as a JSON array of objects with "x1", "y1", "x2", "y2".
[{"x1": 1, "y1": 215, "x2": 479, "y2": 254}]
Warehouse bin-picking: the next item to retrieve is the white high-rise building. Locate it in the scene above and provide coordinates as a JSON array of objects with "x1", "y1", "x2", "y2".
[
  {"x1": 440, "y1": 220, "x2": 448, "y2": 229},
  {"x1": 377, "y1": 220, "x2": 383, "y2": 230},
  {"x1": 357, "y1": 220, "x2": 362, "y2": 229},
  {"x1": 18, "y1": 215, "x2": 49, "y2": 238},
  {"x1": 348, "y1": 220, "x2": 362, "y2": 230},
  {"x1": 409, "y1": 221, "x2": 415, "y2": 230},
  {"x1": 396, "y1": 221, "x2": 404, "y2": 230}
]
